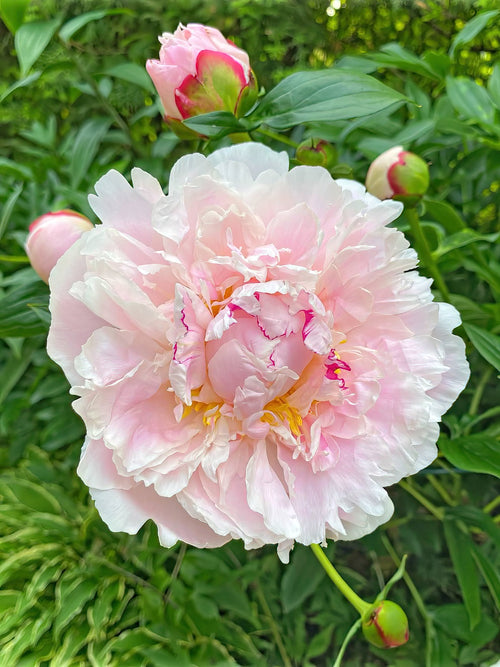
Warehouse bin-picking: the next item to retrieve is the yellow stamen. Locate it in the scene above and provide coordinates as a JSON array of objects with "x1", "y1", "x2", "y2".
[{"x1": 261, "y1": 397, "x2": 303, "y2": 437}]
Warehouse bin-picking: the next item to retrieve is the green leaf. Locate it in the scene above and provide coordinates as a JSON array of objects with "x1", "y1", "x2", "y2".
[
  {"x1": 183, "y1": 110, "x2": 254, "y2": 137},
  {"x1": 59, "y1": 9, "x2": 130, "y2": 42},
  {"x1": 449, "y1": 10, "x2": 500, "y2": 59},
  {"x1": 433, "y1": 603, "x2": 498, "y2": 646},
  {"x1": 0, "y1": 182, "x2": 23, "y2": 242},
  {"x1": 0, "y1": 275, "x2": 50, "y2": 338},
  {"x1": 445, "y1": 506, "x2": 500, "y2": 550},
  {"x1": 70, "y1": 117, "x2": 111, "y2": 188},
  {"x1": 104, "y1": 62, "x2": 155, "y2": 94},
  {"x1": 0, "y1": 70, "x2": 42, "y2": 103},
  {"x1": 471, "y1": 545, "x2": 500, "y2": 610},
  {"x1": 488, "y1": 63, "x2": 500, "y2": 111},
  {"x1": 424, "y1": 198, "x2": 466, "y2": 233},
  {"x1": 0, "y1": 478, "x2": 62, "y2": 514},
  {"x1": 281, "y1": 544, "x2": 326, "y2": 612},
  {"x1": 54, "y1": 575, "x2": 98, "y2": 637},
  {"x1": 443, "y1": 519, "x2": 481, "y2": 630},
  {"x1": 434, "y1": 229, "x2": 500, "y2": 258},
  {"x1": 371, "y1": 42, "x2": 438, "y2": 79},
  {"x1": 14, "y1": 17, "x2": 62, "y2": 77},
  {"x1": 251, "y1": 69, "x2": 408, "y2": 130},
  {"x1": 446, "y1": 76, "x2": 495, "y2": 125},
  {"x1": 439, "y1": 434, "x2": 500, "y2": 478},
  {"x1": 0, "y1": 0, "x2": 30, "y2": 33},
  {"x1": 463, "y1": 323, "x2": 500, "y2": 372}
]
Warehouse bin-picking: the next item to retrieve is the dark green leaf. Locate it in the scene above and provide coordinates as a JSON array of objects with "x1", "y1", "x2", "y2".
[
  {"x1": 251, "y1": 70, "x2": 408, "y2": 130},
  {"x1": 281, "y1": 544, "x2": 325, "y2": 612},
  {"x1": 463, "y1": 323, "x2": 500, "y2": 372},
  {"x1": 433, "y1": 603, "x2": 498, "y2": 646},
  {"x1": 183, "y1": 111, "x2": 255, "y2": 137},
  {"x1": 0, "y1": 275, "x2": 50, "y2": 337},
  {"x1": 439, "y1": 434, "x2": 500, "y2": 478},
  {"x1": 371, "y1": 42, "x2": 438, "y2": 79},
  {"x1": 445, "y1": 506, "x2": 500, "y2": 550},
  {"x1": 59, "y1": 9, "x2": 132, "y2": 42},
  {"x1": 14, "y1": 18, "x2": 62, "y2": 76},
  {"x1": 434, "y1": 229, "x2": 500, "y2": 258},
  {"x1": 449, "y1": 10, "x2": 500, "y2": 59},
  {"x1": 0, "y1": 0, "x2": 30, "y2": 33},
  {"x1": 0, "y1": 478, "x2": 61, "y2": 514},
  {"x1": 471, "y1": 545, "x2": 500, "y2": 610},
  {"x1": 443, "y1": 520, "x2": 481, "y2": 630}
]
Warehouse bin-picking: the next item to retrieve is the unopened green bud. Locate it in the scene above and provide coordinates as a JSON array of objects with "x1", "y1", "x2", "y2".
[
  {"x1": 362, "y1": 600, "x2": 409, "y2": 649},
  {"x1": 296, "y1": 138, "x2": 337, "y2": 168},
  {"x1": 365, "y1": 146, "x2": 429, "y2": 204}
]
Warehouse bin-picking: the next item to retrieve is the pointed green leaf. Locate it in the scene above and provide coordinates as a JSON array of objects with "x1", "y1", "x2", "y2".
[
  {"x1": 0, "y1": 70, "x2": 42, "y2": 104},
  {"x1": 488, "y1": 63, "x2": 500, "y2": 110},
  {"x1": 0, "y1": 0, "x2": 30, "y2": 33},
  {"x1": 446, "y1": 76, "x2": 495, "y2": 124},
  {"x1": 464, "y1": 323, "x2": 500, "y2": 372},
  {"x1": 251, "y1": 69, "x2": 408, "y2": 130},
  {"x1": 443, "y1": 520, "x2": 481, "y2": 630},
  {"x1": 439, "y1": 434, "x2": 500, "y2": 478},
  {"x1": 14, "y1": 17, "x2": 62, "y2": 76},
  {"x1": 70, "y1": 117, "x2": 111, "y2": 188},
  {"x1": 104, "y1": 62, "x2": 155, "y2": 94},
  {"x1": 281, "y1": 544, "x2": 326, "y2": 612},
  {"x1": 450, "y1": 10, "x2": 500, "y2": 59}
]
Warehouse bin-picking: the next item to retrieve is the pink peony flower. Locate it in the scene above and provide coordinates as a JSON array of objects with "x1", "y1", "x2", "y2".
[
  {"x1": 146, "y1": 23, "x2": 257, "y2": 123},
  {"x1": 26, "y1": 210, "x2": 93, "y2": 283},
  {"x1": 47, "y1": 143, "x2": 469, "y2": 562}
]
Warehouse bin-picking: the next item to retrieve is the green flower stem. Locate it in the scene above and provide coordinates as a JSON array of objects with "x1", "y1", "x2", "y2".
[
  {"x1": 405, "y1": 207, "x2": 451, "y2": 303},
  {"x1": 253, "y1": 126, "x2": 299, "y2": 149},
  {"x1": 426, "y1": 475, "x2": 456, "y2": 506},
  {"x1": 398, "y1": 479, "x2": 444, "y2": 520},
  {"x1": 0, "y1": 255, "x2": 30, "y2": 263},
  {"x1": 484, "y1": 494, "x2": 500, "y2": 514},
  {"x1": 310, "y1": 543, "x2": 371, "y2": 617},
  {"x1": 468, "y1": 366, "x2": 493, "y2": 418}
]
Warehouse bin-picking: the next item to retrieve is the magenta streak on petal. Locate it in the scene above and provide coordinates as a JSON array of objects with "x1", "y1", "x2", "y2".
[
  {"x1": 173, "y1": 342, "x2": 178, "y2": 361},
  {"x1": 301, "y1": 309, "x2": 314, "y2": 342},
  {"x1": 268, "y1": 349, "x2": 276, "y2": 368},
  {"x1": 325, "y1": 348, "x2": 351, "y2": 386},
  {"x1": 180, "y1": 306, "x2": 189, "y2": 333}
]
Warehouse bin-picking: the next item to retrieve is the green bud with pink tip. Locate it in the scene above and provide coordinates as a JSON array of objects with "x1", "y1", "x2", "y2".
[
  {"x1": 362, "y1": 599, "x2": 410, "y2": 649},
  {"x1": 296, "y1": 138, "x2": 337, "y2": 168},
  {"x1": 365, "y1": 146, "x2": 429, "y2": 205}
]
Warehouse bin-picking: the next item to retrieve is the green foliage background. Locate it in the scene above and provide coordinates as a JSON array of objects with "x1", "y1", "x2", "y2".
[{"x1": 0, "y1": 1, "x2": 499, "y2": 665}]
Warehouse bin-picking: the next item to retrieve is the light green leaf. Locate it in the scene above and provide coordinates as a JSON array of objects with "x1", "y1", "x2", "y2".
[
  {"x1": 439, "y1": 434, "x2": 500, "y2": 478},
  {"x1": 14, "y1": 17, "x2": 62, "y2": 76},
  {"x1": 54, "y1": 576, "x2": 98, "y2": 637},
  {"x1": 251, "y1": 69, "x2": 408, "y2": 130},
  {"x1": 464, "y1": 323, "x2": 500, "y2": 372},
  {"x1": 70, "y1": 117, "x2": 111, "y2": 188},
  {"x1": 104, "y1": 62, "x2": 155, "y2": 94},
  {"x1": 0, "y1": 0, "x2": 30, "y2": 33},
  {"x1": 59, "y1": 8, "x2": 132, "y2": 42},
  {"x1": 471, "y1": 545, "x2": 500, "y2": 610},
  {"x1": 424, "y1": 198, "x2": 466, "y2": 232},
  {"x1": 450, "y1": 10, "x2": 500, "y2": 59},
  {"x1": 446, "y1": 76, "x2": 495, "y2": 124},
  {"x1": 443, "y1": 519, "x2": 481, "y2": 630},
  {"x1": 183, "y1": 110, "x2": 255, "y2": 137},
  {"x1": 0, "y1": 70, "x2": 41, "y2": 103},
  {"x1": 488, "y1": 63, "x2": 500, "y2": 110},
  {"x1": 0, "y1": 478, "x2": 62, "y2": 513},
  {"x1": 433, "y1": 603, "x2": 498, "y2": 645}
]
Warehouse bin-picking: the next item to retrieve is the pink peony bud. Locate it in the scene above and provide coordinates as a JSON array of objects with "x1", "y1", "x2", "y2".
[
  {"x1": 26, "y1": 210, "x2": 93, "y2": 283},
  {"x1": 146, "y1": 23, "x2": 258, "y2": 130},
  {"x1": 362, "y1": 600, "x2": 410, "y2": 649},
  {"x1": 296, "y1": 138, "x2": 337, "y2": 168},
  {"x1": 365, "y1": 146, "x2": 429, "y2": 203}
]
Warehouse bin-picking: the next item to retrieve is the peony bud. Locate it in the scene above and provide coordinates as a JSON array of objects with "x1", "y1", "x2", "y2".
[
  {"x1": 26, "y1": 210, "x2": 93, "y2": 283},
  {"x1": 365, "y1": 146, "x2": 429, "y2": 203},
  {"x1": 146, "y1": 23, "x2": 258, "y2": 132},
  {"x1": 362, "y1": 600, "x2": 409, "y2": 649},
  {"x1": 295, "y1": 138, "x2": 337, "y2": 168}
]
